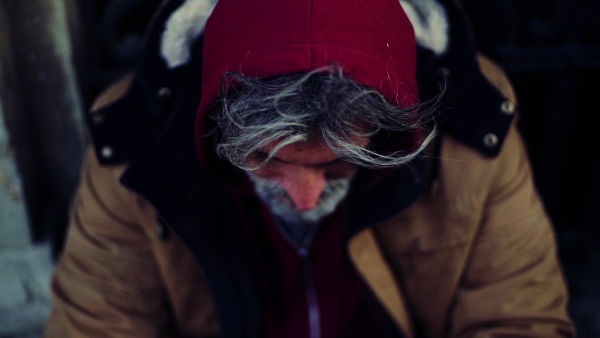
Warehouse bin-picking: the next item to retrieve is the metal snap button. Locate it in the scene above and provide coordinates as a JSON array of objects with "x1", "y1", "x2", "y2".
[
  {"x1": 483, "y1": 133, "x2": 499, "y2": 148},
  {"x1": 157, "y1": 87, "x2": 172, "y2": 100},
  {"x1": 500, "y1": 100, "x2": 516, "y2": 115},
  {"x1": 101, "y1": 146, "x2": 113, "y2": 158}
]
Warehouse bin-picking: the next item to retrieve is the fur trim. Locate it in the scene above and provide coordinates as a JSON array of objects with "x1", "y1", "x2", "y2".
[
  {"x1": 160, "y1": 0, "x2": 216, "y2": 68},
  {"x1": 400, "y1": 0, "x2": 449, "y2": 55},
  {"x1": 160, "y1": 0, "x2": 448, "y2": 68}
]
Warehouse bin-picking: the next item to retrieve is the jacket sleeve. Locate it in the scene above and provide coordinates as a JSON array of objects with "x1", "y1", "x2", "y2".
[
  {"x1": 448, "y1": 122, "x2": 576, "y2": 337},
  {"x1": 44, "y1": 147, "x2": 172, "y2": 338}
]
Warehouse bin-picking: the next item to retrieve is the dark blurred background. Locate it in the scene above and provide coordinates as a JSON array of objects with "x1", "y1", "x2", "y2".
[{"x1": 0, "y1": 0, "x2": 599, "y2": 336}]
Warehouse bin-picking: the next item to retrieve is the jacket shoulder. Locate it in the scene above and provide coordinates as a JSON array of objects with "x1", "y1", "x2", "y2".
[{"x1": 476, "y1": 53, "x2": 517, "y2": 104}]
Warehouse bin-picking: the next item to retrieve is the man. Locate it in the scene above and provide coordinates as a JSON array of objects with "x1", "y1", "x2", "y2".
[{"x1": 44, "y1": 0, "x2": 576, "y2": 337}]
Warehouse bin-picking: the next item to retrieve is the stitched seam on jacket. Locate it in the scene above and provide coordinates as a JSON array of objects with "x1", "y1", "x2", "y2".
[
  {"x1": 475, "y1": 209, "x2": 546, "y2": 243},
  {"x1": 466, "y1": 238, "x2": 554, "y2": 280},
  {"x1": 60, "y1": 262, "x2": 161, "y2": 302},
  {"x1": 389, "y1": 239, "x2": 470, "y2": 256}
]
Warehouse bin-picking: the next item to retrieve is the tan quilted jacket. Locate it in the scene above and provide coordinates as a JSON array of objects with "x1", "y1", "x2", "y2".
[{"x1": 44, "y1": 55, "x2": 576, "y2": 338}]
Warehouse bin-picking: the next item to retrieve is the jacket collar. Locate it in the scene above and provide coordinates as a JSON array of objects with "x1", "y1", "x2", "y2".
[
  {"x1": 417, "y1": 0, "x2": 516, "y2": 157},
  {"x1": 119, "y1": 40, "x2": 264, "y2": 337}
]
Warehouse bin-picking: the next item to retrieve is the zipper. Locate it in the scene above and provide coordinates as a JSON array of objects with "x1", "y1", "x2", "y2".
[
  {"x1": 274, "y1": 220, "x2": 322, "y2": 338},
  {"x1": 299, "y1": 247, "x2": 321, "y2": 338}
]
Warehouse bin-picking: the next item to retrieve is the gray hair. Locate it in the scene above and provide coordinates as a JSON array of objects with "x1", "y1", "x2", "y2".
[{"x1": 209, "y1": 65, "x2": 443, "y2": 170}]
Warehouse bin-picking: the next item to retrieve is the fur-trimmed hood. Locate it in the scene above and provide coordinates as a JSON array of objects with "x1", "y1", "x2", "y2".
[
  {"x1": 86, "y1": 0, "x2": 516, "y2": 172},
  {"x1": 163, "y1": 0, "x2": 451, "y2": 182},
  {"x1": 161, "y1": 0, "x2": 449, "y2": 69}
]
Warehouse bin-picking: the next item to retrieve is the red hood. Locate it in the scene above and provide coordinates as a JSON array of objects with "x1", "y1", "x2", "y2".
[{"x1": 195, "y1": 0, "x2": 418, "y2": 189}]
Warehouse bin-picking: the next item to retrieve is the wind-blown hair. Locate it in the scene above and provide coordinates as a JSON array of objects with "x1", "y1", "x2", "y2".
[{"x1": 209, "y1": 65, "x2": 443, "y2": 170}]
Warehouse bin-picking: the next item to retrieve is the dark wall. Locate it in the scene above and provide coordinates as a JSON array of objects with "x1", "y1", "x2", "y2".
[{"x1": 0, "y1": 0, "x2": 87, "y2": 250}]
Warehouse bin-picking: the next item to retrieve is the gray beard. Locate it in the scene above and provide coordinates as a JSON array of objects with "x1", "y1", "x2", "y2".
[{"x1": 246, "y1": 173, "x2": 353, "y2": 226}]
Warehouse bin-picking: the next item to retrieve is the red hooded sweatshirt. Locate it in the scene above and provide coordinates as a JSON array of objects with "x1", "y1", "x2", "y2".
[{"x1": 194, "y1": 0, "x2": 418, "y2": 337}]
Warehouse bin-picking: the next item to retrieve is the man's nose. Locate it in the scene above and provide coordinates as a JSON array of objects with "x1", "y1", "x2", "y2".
[{"x1": 281, "y1": 168, "x2": 326, "y2": 211}]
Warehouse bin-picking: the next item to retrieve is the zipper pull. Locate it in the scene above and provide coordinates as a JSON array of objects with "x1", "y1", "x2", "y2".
[{"x1": 298, "y1": 247, "x2": 310, "y2": 261}]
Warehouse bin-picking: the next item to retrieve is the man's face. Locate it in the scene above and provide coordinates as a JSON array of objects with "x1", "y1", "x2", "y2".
[{"x1": 246, "y1": 138, "x2": 364, "y2": 224}]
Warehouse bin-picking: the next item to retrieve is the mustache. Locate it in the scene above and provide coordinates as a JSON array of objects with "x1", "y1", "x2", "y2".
[
  {"x1": 256, "y1": 178, "x2": 347, "y2": 206},
  {"x1": 247, "y1": 174, "x2": 353, "y2": 224}
]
